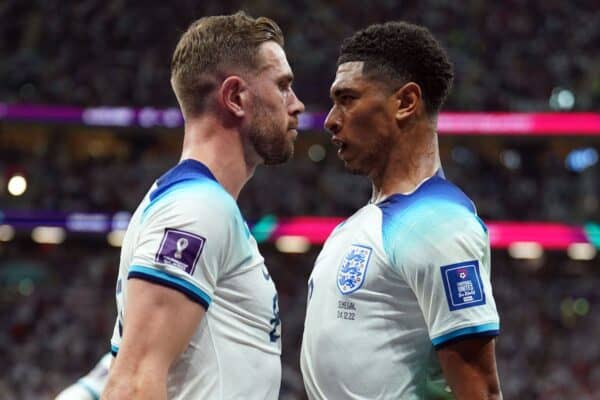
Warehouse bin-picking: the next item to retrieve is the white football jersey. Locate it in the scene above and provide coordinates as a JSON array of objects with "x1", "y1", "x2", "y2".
[
  {"x1": 55, "y1": 353, "x2": 112, "y2": 400},
  {"x1": 301, "y1": 174, "x2": 499, "y2": 399},
  {"x1": 110, "y1": 159, "x2": 281, "y2": 400}
]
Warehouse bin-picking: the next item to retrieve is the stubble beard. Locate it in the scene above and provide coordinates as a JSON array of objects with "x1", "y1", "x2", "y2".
[{"x1": 247, "y1": 102, "x2": 294, "y2": 166}]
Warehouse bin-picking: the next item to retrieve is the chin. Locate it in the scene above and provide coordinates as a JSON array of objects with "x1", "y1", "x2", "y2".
[
  {"x1": 263, "y1": 145, "x2": 294, "y2": 165},
  {"x1": 343, "y1": 161, "x2": 368, "y2": 176}
]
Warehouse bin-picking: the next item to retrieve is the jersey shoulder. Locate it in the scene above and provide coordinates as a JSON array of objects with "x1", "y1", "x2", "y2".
[
  {"x1": 378, "y1": 176, "x2": 486, "y2": 264},
  {"x1": 142, "y1": 159, "x2": 239, "y2": 222},
  {"x1": 378, "y1": 176, "x2": 476, "y2": 220}
]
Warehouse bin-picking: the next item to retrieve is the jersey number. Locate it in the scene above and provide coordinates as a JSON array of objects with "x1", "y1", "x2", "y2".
[
  {"x1": 116, "y1": 278, "x2": 124, "y2": 337},
  {"x1": 269, "y1": 294, "x2": 280, "y2": 342}
]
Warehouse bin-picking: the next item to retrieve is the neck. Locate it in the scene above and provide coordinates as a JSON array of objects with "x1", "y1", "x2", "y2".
[
  {"x1": 370, "y1": 118, "x2": 441, "y2": 203},
  {"x1": 180, "y1": 114, "x2": 257, "y2": 199}
]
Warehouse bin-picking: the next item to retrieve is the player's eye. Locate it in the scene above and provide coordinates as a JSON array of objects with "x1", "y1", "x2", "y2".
[
  {"x1": 339, "y1": 95, "x2": 355, "y2": 105},
  {"x1": 278, "y1": 81, "x2": 291, "y2": 91}
]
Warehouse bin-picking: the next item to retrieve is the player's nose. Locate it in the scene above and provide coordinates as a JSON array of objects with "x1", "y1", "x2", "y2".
[
  {"x1": 324, "y1": 107, "x2": 341, "y2": 135},
  {"x1": 289, "y1": 88, "x2": 305, "y2": 117}
]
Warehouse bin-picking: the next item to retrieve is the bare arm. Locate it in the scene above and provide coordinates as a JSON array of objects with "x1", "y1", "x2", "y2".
[
  {"x1": 102, "y1": 278, "x2": 205, "y2": 400},
  {"x1": 436, "y1": 336, "x2": 501, "y2": 400}
]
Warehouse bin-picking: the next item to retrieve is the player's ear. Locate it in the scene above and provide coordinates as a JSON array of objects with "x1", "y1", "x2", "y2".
[
  {"x1": 394, "y1": 82, "x2": 421, "y2": 122},
  {"x1": 220, "y1": 76, "x2": 248, "y2": 118}
]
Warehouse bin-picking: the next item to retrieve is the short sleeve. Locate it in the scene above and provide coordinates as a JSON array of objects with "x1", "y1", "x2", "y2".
[
  {"x1": 78, "y1": 353, "x2": 112, "y2": 394},
  {"x1": 391, "y1": 205, "x2": 500, "y2": 348},
  {"x1": 128, "y1": 184, "x2": 234, "y2": 310}
]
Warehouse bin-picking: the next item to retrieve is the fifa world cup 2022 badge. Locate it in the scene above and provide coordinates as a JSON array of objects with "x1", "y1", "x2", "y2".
[
  {"x1": 155, "y1": 228, "x2": 206, "y2": 274},
  {"x1": 174, "y1": 238, "x2": 189, "y2": 259}
]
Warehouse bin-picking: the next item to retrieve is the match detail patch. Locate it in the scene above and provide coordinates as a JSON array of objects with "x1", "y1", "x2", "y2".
[
  {"x1": 155, "y1": 228, "x2": 205, "y2": 274},
  {"x1": 440, "y1": 260, "x2": 485, "y2": 311}
]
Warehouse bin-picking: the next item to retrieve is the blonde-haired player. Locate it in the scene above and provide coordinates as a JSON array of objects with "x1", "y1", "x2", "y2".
[{"x1": 103, "y1": 11, "x2": 303, "y2": 400}]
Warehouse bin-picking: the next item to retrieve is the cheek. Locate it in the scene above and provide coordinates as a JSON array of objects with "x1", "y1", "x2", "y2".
[
  {"x1": 347, "y1": 108, "x2": 386, "y2": 142},
  {"x1": 266, "y1": 93, "x2": 289, "y2": 118},
  {"x1": 350, "y1": 112, "x2": 375, "y2": 131}
]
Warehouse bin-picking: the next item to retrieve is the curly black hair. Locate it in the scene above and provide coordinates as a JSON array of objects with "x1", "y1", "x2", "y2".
[{"x1": 338, "y1": 21, "x2": 454, "y2": 115}]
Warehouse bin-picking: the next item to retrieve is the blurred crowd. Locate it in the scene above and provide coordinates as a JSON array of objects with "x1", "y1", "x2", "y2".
[
  {"x1": 0, "y1": 243, "x2": 116, "y2": 399},
  {"x1": 2, "y1": 1, "x2": 600, "y2": 399},
  {"x1": 1, "y1": 127, "x2": 598, "y2": 223},
  {"x1": 1, "y1": 242, "x2": 598, "y2": 400},
  {"x1": 1, "y1": 0, "x2": 599, "y2": 111}
]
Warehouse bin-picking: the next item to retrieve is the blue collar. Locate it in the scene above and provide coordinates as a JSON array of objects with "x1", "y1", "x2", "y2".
[{"x1": 150, "y1": 159, "x2": 218, "y2": 201}]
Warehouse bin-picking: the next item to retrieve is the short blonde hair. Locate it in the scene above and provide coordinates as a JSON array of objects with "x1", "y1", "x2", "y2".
[{"x1": 171, "y1": 11, "x2": 284, "y2": 117}]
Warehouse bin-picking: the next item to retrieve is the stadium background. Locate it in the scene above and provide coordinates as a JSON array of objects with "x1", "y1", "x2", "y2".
[{"x1": 1, "y1": 1, "x2": 599, "y2": 399}]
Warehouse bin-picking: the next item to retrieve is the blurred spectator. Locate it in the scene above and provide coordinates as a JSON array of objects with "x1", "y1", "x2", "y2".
[
  {"x1": 1, "y1": 127, "x2": 598, "y2": 223},
  {"x1": 1, "y1": 242, "x2": 599, "y2": 400},
  {"x1": 2, "y1": 2, "x2": 600, "y2": 399},
  {"x1": 0, "y1": 1, "x2": 599, "y2": 111}
]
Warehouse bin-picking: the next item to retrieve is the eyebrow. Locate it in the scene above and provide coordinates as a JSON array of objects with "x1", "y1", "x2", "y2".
[
  {"x1": 278, "y1": 72, "x2": 294, "y2": 83},
  {"x1": 330, "y1": 86, "x2": 357, "y2": 100}
]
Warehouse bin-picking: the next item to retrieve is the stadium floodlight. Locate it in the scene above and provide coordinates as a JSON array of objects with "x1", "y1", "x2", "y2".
[
  {"x1": 31, "y1": 226, "x2": 66, "y2": 244},
  {"x1": 565, "y1": 148, "x2": 598, "y2": 172},
  {"x1": 0, "y1": 224, "x2": 15, "y2": 242},
  {"x1": 308, "y1": 144, "x2": 326, "y2": 162},
  {"x1": 508, "y1": 242, "x2": 543, "y2": 259},
  {"x1": 107, "y1": 230, "x2": 127, "y2": 247},
  {"x1": 500, "y1": 149, "x2": 521, "y2": 170},
  {"x1": 567, "y1": 243, "x2": 596, "y2": 261},
  {"x1": 557, "y1": 89, "x2": 575, "y2": 110},
  {"x1": 18, "y1": 278, "x2": 34, "y2": 296},
  {"x1": 549, "y1": 87, "x2": 575, "y2": 110},
  {"x1": 573, "y1": 298, "x2": 590, "y2": 316},
  {"x1": 275, "y1": 235, "x2": 311, "y2": 253},
  {"x1": 7, "y1": 174, "x2": 27, "y2": 196}
]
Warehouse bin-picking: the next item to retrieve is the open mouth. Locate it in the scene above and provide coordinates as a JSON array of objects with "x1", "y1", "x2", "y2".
[{"x1": 331, "y1": 137, "x2": 347, "y2": 154}]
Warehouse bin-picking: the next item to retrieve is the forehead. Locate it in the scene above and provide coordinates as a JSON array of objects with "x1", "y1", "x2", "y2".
[
  {"x1": 256, "y1": 41, "x2": 292, "y2": 75},
  {"x1": 330, "y1": 62, "x2": 370, "y2": 92}
]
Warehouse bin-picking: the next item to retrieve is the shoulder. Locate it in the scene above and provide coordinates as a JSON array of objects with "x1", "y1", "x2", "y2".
[
  {"x1": 144, "y1": 175, "x2": 238, "y2": 224},
  {"x1": 380, "y1": 176, "x2": 480, "y2": 231},
  {"x1": 378, "y1": 177, "x2": 486, "y2": 261},
  {"x1": 379, "y1": 176, "x2": 475, "y2": 219}
]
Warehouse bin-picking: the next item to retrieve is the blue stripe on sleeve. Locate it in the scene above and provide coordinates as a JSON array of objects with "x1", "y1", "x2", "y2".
[
  {"x1": 77, "y1": 379, "x2": 100, "y2": 400},
  {"x1": 431, "y1": 322, "x2": 500, "y2": 348},
  {"x1": 127, "y1": 265, "x2": 211, "y2": 310}
]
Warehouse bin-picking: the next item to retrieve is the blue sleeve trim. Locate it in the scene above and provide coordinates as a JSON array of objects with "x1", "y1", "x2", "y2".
[
  {"x1": 432, "y1": 322, "x2": 500, "y2": 348},
  {"x1": 127, "y1": 265, "x2": 211, "y2": 310},
  {"x1": 77, "y1": 379, "x2": 100, "y2": 400},
  {"x1": 110, "y1": 344, "x2": 119, "y2": 356}
]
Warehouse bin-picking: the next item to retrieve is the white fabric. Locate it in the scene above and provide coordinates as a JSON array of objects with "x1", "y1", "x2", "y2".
[
  {"x1": 301, "y1": 176, "x2": 499, "y2": 399},
  {"x1": 110, "y1": 162, "x2": 281, "y2": 399}
]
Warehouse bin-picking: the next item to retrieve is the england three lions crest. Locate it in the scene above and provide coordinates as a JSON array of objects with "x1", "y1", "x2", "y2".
[{"x1": 337, "y1": 244, "x2": 373, "y2": 295}]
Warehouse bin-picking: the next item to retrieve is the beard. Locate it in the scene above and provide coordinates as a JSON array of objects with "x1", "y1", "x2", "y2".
[{"x1": 246, "y1": 102, "x2": 294, "y2": 165}]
